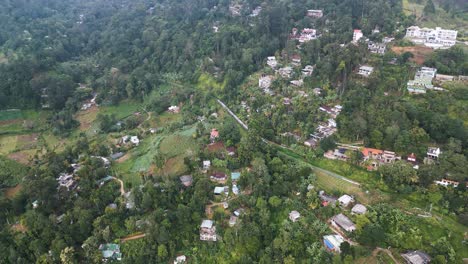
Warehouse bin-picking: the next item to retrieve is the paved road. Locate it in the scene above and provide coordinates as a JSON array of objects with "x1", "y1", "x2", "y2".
[{"x1": 217, "y1": 99, "x2": 360, "y2": 186}]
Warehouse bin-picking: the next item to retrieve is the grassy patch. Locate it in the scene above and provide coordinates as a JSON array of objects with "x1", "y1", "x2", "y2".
[
  {"x1": 100, "y1": 101, "x2": 141, "y2": 120},
  {"x1": 0, "y1": 135, "x2": 18, "y2": 155}
]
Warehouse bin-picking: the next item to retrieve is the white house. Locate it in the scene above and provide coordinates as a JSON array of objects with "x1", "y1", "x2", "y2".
[
  {"x1": 358, "y1": 65, "x2": 374, "y2": 77},
  {"x1": 427, "y1": 147, "x2": 441, "y2": 160},
  {"x1": 203, "y1": 160, "x2": 211, "y2": 171},
  {"x1": 338, "y1": 194, "x2": 354, "y2": 207},
  {"x1": 130, "y1": 136, "x2": 140, "y2": 146},
  {"x1": 302, "y1": 65, "x2": 314, "y2": 76},
  {"x1": 307, "y1": 9, "x2": 323, "y2": 18},
  {"x1": 289, "y1": 211, "x2": 301, "y2": 222},
  {"x1": 351, "y1": 204, "x2": 367, "y2": 214},
  {"x1": 267, "y1": 56, "x2": 278, "y2": 68}
]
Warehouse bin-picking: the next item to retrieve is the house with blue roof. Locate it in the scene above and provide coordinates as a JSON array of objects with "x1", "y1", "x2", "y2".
[{"x1": 231, "y1": 172, "x2": 241, "y2": 181}]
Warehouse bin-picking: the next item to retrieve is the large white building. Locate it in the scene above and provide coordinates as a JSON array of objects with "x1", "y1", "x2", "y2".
[{"x1": 405, "y1": 26, "x2": 457, "y2": 49}]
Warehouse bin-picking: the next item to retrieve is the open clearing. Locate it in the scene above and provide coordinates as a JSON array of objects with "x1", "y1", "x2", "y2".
[
  {"x1": 75, "y1": 105, "x2": 99, "y2": 131},
  {"x1": 0, "y1": 135, "x2": 18, "y2": 154},
  {"x1": 391, "y1": 46, "x2": 433, "y2": 65}
]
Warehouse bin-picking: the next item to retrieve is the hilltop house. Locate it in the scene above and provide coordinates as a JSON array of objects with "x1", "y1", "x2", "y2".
[
  {"x1": 57, "y1": 173, "x2": 77, "y2": 191},
  {"x1": 405, "y1": 26, "x2": 457, "y2": 49},
  {"x1": 214, "y1": 186, "x2": 229, "y2": 196},
  {"x1": 323, "y1": 234, "x2": 344, "y2": 252},
  {"x1": 307, "y1": 9, "x2": 323, "y2": 18},
  {"x1": 289, "y1": 211, "x2": 301, "y2": 222},
  {"x1": 99, "y1": 244, "x2": 122, "y2": 261},
  {"x1": 427, "y1": 147, "x2": 441, "y2": 160},
  {"x1": 368, "y1": 41, "x2": 386, "y2": 54},
  {"x1": 353, "y1": 29, "x2": 363, "y2": 43},
  {"x1": 267, "y1": 56, "x2": 278, "y2": 69},
  {"x1": 331, "y1": 213, "x2": 356, "y2": 232},
  {"x1": 302, "y1": 65, "x2": 314, "y2": 76},
  {"x1": 210, "y1": 172, "x2": 227, "y2": 182},
  {"x1": 401, "y1": 250, "x2": 431, "y2": 264},
  {"x1": 259, "y1": 75, "x2": 273, "y2": 89},
  {"x1": 200, "y1": 220, "x2": 217, "y2": 241},
  {"x1": 338, "y1": 194, "x2": 354, "y2": 207},
  {"x1": 357, "y1": 65, "x2": 374, "y2": 77},
  {"x1": 351, "y1": 204, "x2": 367, "y2": 215}
]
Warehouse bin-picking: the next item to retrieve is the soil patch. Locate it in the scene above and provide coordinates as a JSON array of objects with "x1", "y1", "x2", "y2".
[
  {"x1": 4, "y1": 184, "x2": 22, "y2": 198},
  {"x1": 207, "y1": 142, "x2": 225, "y2": 152},
  {"x1": 17, "y1": 133, "x2": 38, "y2": 149},
  {"x1": 8, "y1": 152, "x2": 32, "y2": 165},
  {"x1": 117, "y1": 153, "x2": 131, "y2": 163},
  {"x1": 11, "y1": 223, "x2": 27, "y2": 233},
  {"x1": 391, "y1": 46, "x2": 433, "y2": 65}
]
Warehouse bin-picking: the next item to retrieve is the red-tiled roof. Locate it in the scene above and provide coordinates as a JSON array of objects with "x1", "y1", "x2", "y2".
[{"x1": 361, "y1": 148, "x2": 384, "y2": 157}]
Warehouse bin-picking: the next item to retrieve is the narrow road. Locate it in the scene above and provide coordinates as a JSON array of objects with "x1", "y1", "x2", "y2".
[{"x1": 216, "y1": 99, "x2": 360, "y2": 186}]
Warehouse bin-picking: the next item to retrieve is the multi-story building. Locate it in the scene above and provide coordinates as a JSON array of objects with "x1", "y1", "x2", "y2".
[{"x1": 405, "y1": 26, "x2": 457, "y2": 49}]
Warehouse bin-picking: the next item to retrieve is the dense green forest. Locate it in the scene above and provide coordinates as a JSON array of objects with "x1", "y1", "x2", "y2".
[{"x1": 0, "y1": 0, "x2": 467, "y2": 263}]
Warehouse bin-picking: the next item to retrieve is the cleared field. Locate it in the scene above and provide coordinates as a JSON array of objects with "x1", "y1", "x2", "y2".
[{"x1": 391, "y1": 46, "x2": 433, "y2": 65}]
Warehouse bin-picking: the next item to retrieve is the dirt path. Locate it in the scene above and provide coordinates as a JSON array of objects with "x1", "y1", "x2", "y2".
[
  {"x1": 111, "y1": 177, "x2": 126, "y2": 196},
  {"x1": 372, "y1": 247, "x2": 401, "y2": 264},
  {"x1": 120, "y1": 233, "x2": 146, "y2": 242}
]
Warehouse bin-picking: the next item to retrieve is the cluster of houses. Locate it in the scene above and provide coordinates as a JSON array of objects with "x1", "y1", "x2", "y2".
[
  {"x1": 304, "y1": 105, "x2": 342, "y2": 148},
  {"x1": 407, "y1": 67, "x2": 442, "y2": 94},
  {"x1": 312, "y1": 190, "x2": 370, "y2": 253},
  {"x1": 405, "y1": 26, "x2": 458, "y2": 49},
  {"x1": 324, "y1": 145, "x2": 448, "y2": 174}
]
